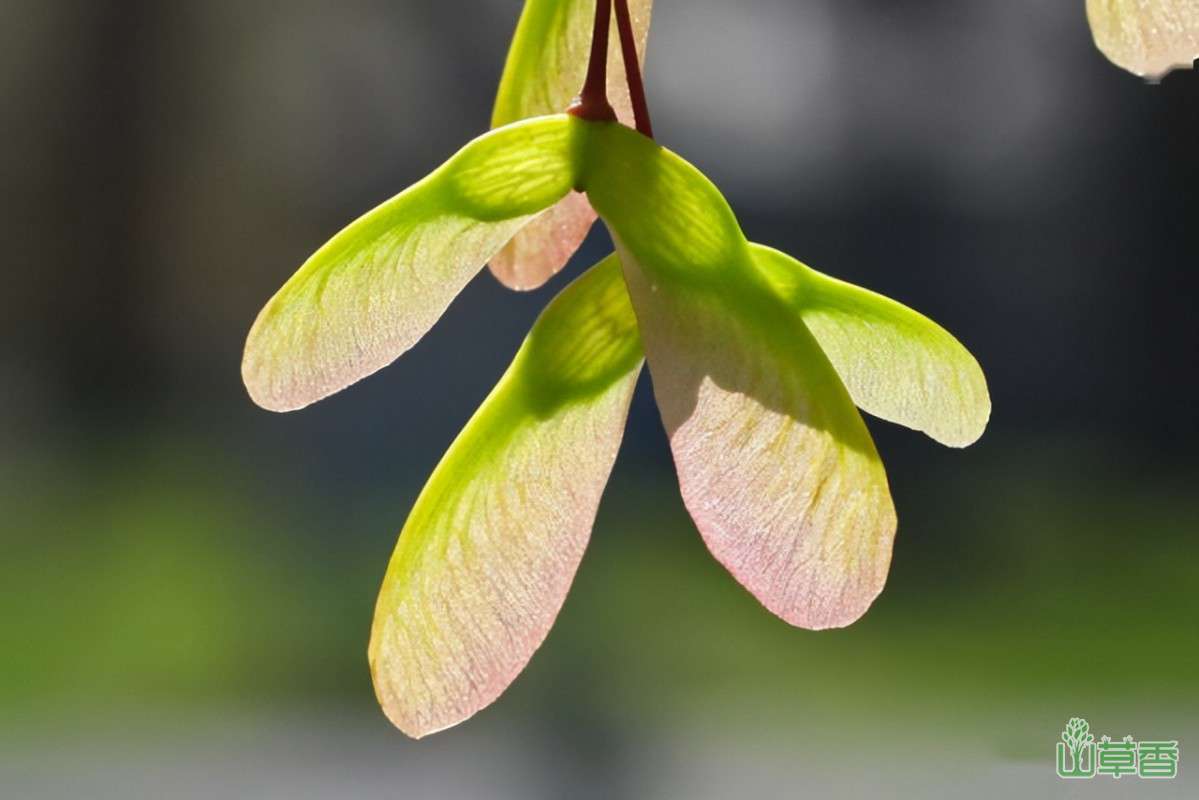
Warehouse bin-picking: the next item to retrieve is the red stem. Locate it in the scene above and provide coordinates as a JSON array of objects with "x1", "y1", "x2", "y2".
[
  {"x1": 568, "y1": 0, "x2": 617, "y2": 122},
  {"x1": 613, "y1": 0, "x2": 653, "y2": 138}
]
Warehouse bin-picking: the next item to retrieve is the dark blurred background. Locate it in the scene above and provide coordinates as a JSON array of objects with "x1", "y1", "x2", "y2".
[{"x1": 2, "y1": 0, "x2": 1196, "y2": 797}]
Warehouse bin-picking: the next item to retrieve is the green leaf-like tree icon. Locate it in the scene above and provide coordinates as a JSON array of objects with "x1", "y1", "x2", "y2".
[
  {"x1": 1063, "y1": 717, "x2": 1095, "y2": 760},
  {"x1": 1058, "y1": 717, "x2": 1097, "y2": 779}
]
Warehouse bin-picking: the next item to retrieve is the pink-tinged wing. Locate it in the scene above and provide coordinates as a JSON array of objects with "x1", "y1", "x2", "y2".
[
  {"x1": 488, "y1": 0, "x2": 653, "y2": 290},
  {"x1": 618, "y1": 244, "x2": 897, "y2": 629},
  {"x1": 369, "y1": 254, "x2": 643, "y2": 737},
  {"x1": 580, "y1": 121, "x2": 896, "y2": 630},
  {"x1": 487, "y1": 191, "x2": 595, "y2": 290}
]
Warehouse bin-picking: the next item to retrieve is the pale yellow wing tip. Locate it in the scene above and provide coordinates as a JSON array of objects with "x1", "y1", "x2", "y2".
[
  {"x1": 241, "y1": 366, "x2": 299, "y2": 413},
  {"x1": 926, "y1": 384, "x2": 992, "y2": 450},
  {"x1": 1087, "y1": 0, "x2": 1199, "y2": 79},
  {"x1": 1099, "y1": 48, "x2": 1197, "y2": 80},
  {"x1": 241, "y1": 383, "x2": 310, "y2": 414},
  {"x1": 241, "y1": 308, "x2": 392, "y2": 414},
  {"x1": 854, "y1": 356, "x2": 991, "y2": 449},
  {"x1": 241, "y1": 330, "x2": 316, "y2": 414}
]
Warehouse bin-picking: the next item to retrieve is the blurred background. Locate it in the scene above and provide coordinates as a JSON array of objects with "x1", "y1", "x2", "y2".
[{"x1": 2, "y1": 0, "x2": 1197, "y2": 797}]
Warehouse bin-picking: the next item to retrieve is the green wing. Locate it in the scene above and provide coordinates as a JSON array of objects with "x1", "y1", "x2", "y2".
[
  {"x1": 369, "y1": 254, "x2": 643, "y2": 738},
  {"x1": 752, "y1": 245, "x2": 990, "y2": 448},
  {"x1": 242, "y1": 116, "x2": 580, "y2": 412}
]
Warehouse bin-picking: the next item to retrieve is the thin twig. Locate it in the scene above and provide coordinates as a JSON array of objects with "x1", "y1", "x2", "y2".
[
  {"x1": 569, "y1": 0, "x2": 617, "y2": 122},
  {"x1": 613, "y1": 0, "x2": 653, "y2": 138}
]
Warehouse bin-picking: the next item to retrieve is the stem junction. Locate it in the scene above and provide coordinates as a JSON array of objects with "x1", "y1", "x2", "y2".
[{"x1": 568, "y1": 0, "x2": 654, "y2": 139}]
